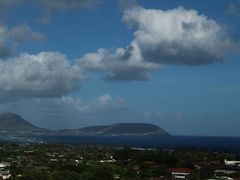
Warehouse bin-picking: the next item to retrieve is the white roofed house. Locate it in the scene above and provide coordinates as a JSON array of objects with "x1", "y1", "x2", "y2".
[
  {"x1": 100, "y1": 156, "x2": 116, "y2": 163},
  {"x1": 0, "y1": 162, "x2": 11, "y2": 179},
  {"x1": 0, "y1": 170, "x2": 11, "y2": 179},
  {"x1": 0, "y1": 162, "x2": 10, "y2": 169},
  {"x1": 214, "y1": 169, "x2": 237, "y2": 180},
  {"x1": 224, "y1": 159, "x2": 240, "y2": 166},
  {"x1": 168, "y1": 168, "x2": 192, "y2": 179}
]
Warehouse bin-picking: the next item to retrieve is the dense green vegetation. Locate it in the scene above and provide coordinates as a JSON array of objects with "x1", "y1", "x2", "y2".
[{"x1": 0, "y1": 143, "x2": 240, "y2": 179}]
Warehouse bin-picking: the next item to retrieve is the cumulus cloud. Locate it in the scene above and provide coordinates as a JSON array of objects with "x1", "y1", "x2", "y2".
[
  {"x1": 35, "y1": 94, "x2": 125, "y2": 114},
  {"x1": 30, "y1": 94, "x2": 125, "y2": 128},
  {"x1": 0, "y1": 94, "x2": 125, "y2": 129},
  {"x1": 123, "y1": 6, "x2": 234, "y2": 65},
  {"x1": 80, "y1": 6, "x2": 235, "y2": 81},
  {"x1": 0, "y1": 52, "x2": 85, "y2": 97},
  {"x1": 9, "y1": 25, "x2": 46, "y2": 42},
  {"x1": 79, "y1": 47, "x2": 160, "y2": 81},
  {"x1": 0, "y1": 24, "x2": 46, "y2": 57}
]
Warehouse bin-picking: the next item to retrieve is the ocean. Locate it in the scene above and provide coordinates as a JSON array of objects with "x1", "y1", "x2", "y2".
[{"x1": 1, "y1": 134, "x2": 240, "y2": 151}]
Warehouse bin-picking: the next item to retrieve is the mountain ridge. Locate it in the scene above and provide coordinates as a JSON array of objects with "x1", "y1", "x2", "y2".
[
  {"x1": 58, "y1": 123, "x2": 167, "y2": 136},
  {"x1": 0, "y1": 113, "x2": 45, "y2": 132},
  {"x1": 0, "y1": 113, "x2": 168, "y2": 136}
]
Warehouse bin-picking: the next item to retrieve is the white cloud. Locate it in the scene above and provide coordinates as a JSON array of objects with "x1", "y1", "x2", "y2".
[
  {"x1": 123, "y1": 6, "x2": 234, "y2": 65},
  {"x1": 0, "y1": 52, "x2": 85, "y2": 97},
  {"x1": 97, "y1": 94, "x2": 113, "y2": 105},
  {"x1": 35, "y1": 94, "x2": 125, "y2": 114},
  {"x1": 79, "y1": 47, "x2": 161, "y2": 81},
  {"x1": 9, "y1": 25, "x2": 46, "y2": 42},
  {"x1": 0, "y1": 94, "x2": 126, "y2": 129},
  {"x1": 96, "y1": 94, "x2": 124, "y2": 110},
  {"x1": 80, "y1": 6, "x2": 235, "y2": 81},
  {"x1": 0, "y1": 24, "x2": 46, "y2": 57}
]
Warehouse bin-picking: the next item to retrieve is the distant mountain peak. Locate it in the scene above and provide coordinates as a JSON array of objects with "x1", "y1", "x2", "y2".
[
  {"x1": 0, "y1": 112, "x2": 44, "y2": 132},
  {"x1": 1, "y1": 112, "x2": 22, "y2": 117}
]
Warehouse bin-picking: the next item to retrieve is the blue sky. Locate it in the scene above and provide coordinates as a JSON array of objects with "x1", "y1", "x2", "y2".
[{"x1": 0, "y1": 0, "x2": 240, "y2": 136}]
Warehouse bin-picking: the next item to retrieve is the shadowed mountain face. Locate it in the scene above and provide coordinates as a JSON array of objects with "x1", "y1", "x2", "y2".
[
  {"x1": 0, "y1": 113, "x2": 43, "y2": 132},
  {"x1": 0, "y1": 113, "x2": 168, "y2": 135},
  {"x1": 74, "y1": 123, "x2": 168, "y2": 135}
]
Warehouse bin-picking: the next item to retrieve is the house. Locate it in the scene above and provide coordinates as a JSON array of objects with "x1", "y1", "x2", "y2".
[
  {"x1": 214, "y1": 170, "x2": 237, "y2": 180},
  {"x1": 50, "y1": 159, "x2": 58, "y2": 162},
  {"x1": 214, "y1": 169, "x2": 236, "y2": 175},
  {"x1": 99, "y1": 159, "x2": 116, "y2": 163},
  {"x1": 168, "y1": 168, "x2": 192, "y2": 179},
  {"x1": 0, "y1": 170, "x2": 11, "y2": 179},
  {"x1": 0, "y1": 162, "x2": 10, "y2": 169},
  {"x1": 100, "y1": 156, "x2": 116, "y2": 163},
  {"x1": 224, "y1": 159, "x2": 240, "y2": 166},
  {"x1": 210, "y1": 176, "x2": 234, "y2": 180}
]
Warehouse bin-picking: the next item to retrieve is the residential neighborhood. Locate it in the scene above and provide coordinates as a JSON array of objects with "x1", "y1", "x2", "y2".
[{"x1": 0, "y1": 143, "x2": 240, "y2": 179}]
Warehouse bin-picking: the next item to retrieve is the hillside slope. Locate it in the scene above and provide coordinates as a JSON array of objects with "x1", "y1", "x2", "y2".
[
  {"x1": 0, "y1": 113, "x2": 43, "y2": 132},
  {"x1": 60, "y1": 123, "x2": 168, "y2": 135}
]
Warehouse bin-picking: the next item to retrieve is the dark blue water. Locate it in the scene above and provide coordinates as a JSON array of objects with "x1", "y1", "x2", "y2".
[{"x1": 31, "y1": 135, "x2": 240, "y2": 151}]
